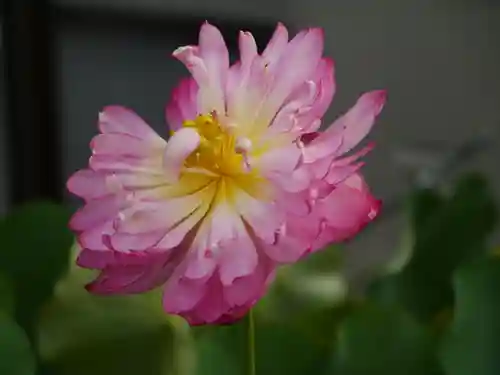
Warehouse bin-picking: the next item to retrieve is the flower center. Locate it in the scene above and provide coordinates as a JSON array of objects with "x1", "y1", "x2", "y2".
[
  {"x1": 181, "y1": 112, "x2": 251, "y2": 177},
  {"x1": 171, "y1": 112, "x2": 272, "y2": 203}
]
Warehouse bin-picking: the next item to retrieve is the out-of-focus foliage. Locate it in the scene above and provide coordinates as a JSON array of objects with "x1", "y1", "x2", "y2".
[
  {"x1": 369, "y1": 173, "x2": 497, "y2": 322},
  {"x1": 330, "y1": 304, "x2": 443, "y2": 375},
  {"x1": 440, "y1": 254, "x2": 500, "y2": 375},
  {"x1": 0, "y1": 171, "x2": 498, "y2": 375},
  {"x1": 0, "y1": 202, "x2": 74, "y2": 334},
  {"x1": 0, "y1": 312, "x2": 36, "y2": 375},
  {"x1": 37, "y1": 256, "x2": 177, "y2": 375}
]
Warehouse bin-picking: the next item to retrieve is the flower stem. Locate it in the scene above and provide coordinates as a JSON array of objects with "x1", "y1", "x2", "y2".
[{"x1": 247, "y1": 309, "x2": 256, "y2": 375}]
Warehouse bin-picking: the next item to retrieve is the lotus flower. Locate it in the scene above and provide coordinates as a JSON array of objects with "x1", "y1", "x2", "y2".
[{"x1": 67, "y1": 22, "x2": 385, "y2": 325}]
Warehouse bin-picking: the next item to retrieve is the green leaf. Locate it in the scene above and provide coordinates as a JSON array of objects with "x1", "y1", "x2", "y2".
[
  {"x1": 331, "y1": 303, "x2": 443, "y2": 375},
  {"x1": 440, "y1": 255, "x2": 500, "y2": 375},
  {"x1": 256, "y1": 246, "x2": 345, "y2": 322},
  {"x1": 37, "y1": 264, "x2": 177, "y2": 375},
  {"x1": 0, "y1": 202, "x2": 73, "y2": 331},
  {"x1": 195, "y1": 303, "x2": 349, "y2": 375},
  {"x1": 370, "y1": 174, "x2": 497, "y2": 322},
  {"x1": 0, "y1": 273, "x2": 14, "y2": 316},
  {"x1": 0, "y1": 312, "x2": 36, "y2": 375},
  {"x1": 195, "y1": 322, "x2": 246, "y2": 375}
]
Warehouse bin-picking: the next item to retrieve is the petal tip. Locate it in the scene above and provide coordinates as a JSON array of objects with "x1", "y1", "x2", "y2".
[
  {"x1": 362, "y1": 90, "x2": 387, "y2": 116},
  {"x1": 308, "y1": 27, "x2": 325, "y2": 41}
]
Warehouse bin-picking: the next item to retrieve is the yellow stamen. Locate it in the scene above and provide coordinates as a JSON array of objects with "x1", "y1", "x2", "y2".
[
  {"x1": 173, "y1": 112, "x2": 270, "y2": 201},
  {"x1": 180, "y1": 113, "x2": 247, "y2": 176}
]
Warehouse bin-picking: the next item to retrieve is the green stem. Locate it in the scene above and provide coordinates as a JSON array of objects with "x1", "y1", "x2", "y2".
[{"x1": 247, "y1": 309, "x2": 256, "y2": 375}]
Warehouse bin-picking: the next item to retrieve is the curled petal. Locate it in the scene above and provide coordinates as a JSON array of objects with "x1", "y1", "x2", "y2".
[
  {"x1": 173, "y1": 23, "x2": 229, "y2": 114},
  {"x1": 165, "y1": 77, "x2": 199, "y2": 132},
  {"x1": 163, "y1": 127, "x2": 200, "y2": 182}
]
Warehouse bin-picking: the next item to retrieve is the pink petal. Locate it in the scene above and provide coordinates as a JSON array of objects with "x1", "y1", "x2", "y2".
[
  {"x1": 70, "y1": 195, "x2": 123, "y2": 231},
  {"x1": 165, "y1": 77, "x2": 199, "y2": 132},
  {"x1": 323, "y1": 90, "x2": 386, "y2": 156},
  {"x1": 267, "y1": 167, "x2": 312, "y2": 193},
  {"x1": 98, "y1": 106, "x2": 160, "y2": 141},
  {"x1": 301, "y1": 128, "x2": 344, "y2": 163},
  {"x1": 263, "y1": 235, "x2": 307, "y2": 263},
  {"x1": 262, "y1": 215, "x2": 319, "y2": 263},
  {"x1": 85, "y1": 250, "x2": 176, "y2": 294},
  {"x1": 172, "y1": 46, "x2": 208, "y2": 88},
  {"x1": 108, "y1": 230, "x2": 168, "y2": 252},
  {"x1": 223, "y1": 258, "x2": 270, "y2": 305},
  {"x1": 225, "y1": 32, "x2": 258, "y2": 127},
  {"x1": 162, "y1": 127, "x2": 200, "y2": 182},
  {"x1": 77, "y1": 221, "x2": 114, "y2": 252},
  {"x1": 312, "y1": 174, "x2": 381, "y2": 245},
  {"x1": 180, "y1": 276, "x2": 228, "y2": 324},
  {"x1": 307, "y1": 57, "x2": 336, "y2": 119},
  {"x1": 67, "y1": 169, "x2": 108, "y2": 200},
  {"x1": 198, "y1": 22, "x2": 230, "y2": 112},
  {"x1": 218, "y1": 232, "x2": 259, "y2": 286},
  {"x1": 163, "y1": 275, "x2": 207, "y2": 313},
  {"x1": 256, "y1": 144, "x2": 302, "y2": 175},
  {"x1": 292, "y1": 58, "x2": 336, "y2": 132},
  {"x1": 156, "y1": 184, "x2": 216, "y2": 249},
  {"x1": 255, "y1": 28, "x2": 324, "y2": 127},
  {"x1": 239, "y1": 31, "x2": 258, "y2": 66},
  {"x1": 233, "y1": 191, "x2": 283, "y2": 244},
  {"x1": 89, "y1": 154, "x2": 163, "y2": 174},
  {"x1": 262, "y1": 23, "x2": 289, "y2": 70},
  {"x1": 164, "y1": 252, "x2": 276, "y2": 325},
  {"x1": 114, "y1": 192, "x2": 205, "y2": 235},
  {"x1": 268, "y1": 81, "x2": 318, "y2": 134},
  {"x1": 173, "y1": 23, "x2": 229, "y2": 114},
  {"x1": 184, "y1": 203, "x2": 245, "y2": 281},
  {"x1": 275, "y1": 189, "x2": 310, "y2": 217},
  {"x1": 91, "y1": 133, "x2": 157, "y2": 157},
  {"x1": 77, "y1": 247, "x2": 114, "y2": 269},
  {"x1": 269, "y1": 57, "x2": 335, "y2": 136}
]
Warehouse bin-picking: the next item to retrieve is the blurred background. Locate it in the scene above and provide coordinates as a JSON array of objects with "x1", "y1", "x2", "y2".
[{"x1": 1, "y1": 1, "x2": 500, "y2": 375}]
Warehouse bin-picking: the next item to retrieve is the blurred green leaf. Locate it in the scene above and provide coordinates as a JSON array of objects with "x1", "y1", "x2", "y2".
[
  {"x1": 0, "y1": 312, "x2": 36, "y2": 375},
  {"x1": 195, "y1": 321, "x2": 246, "y2": 375},
  {"x1": 440, "y1": 255, "x2": 500, "y2": 375},
  {"x1": 295, "y1": 245, "x2": 343, "y2": 274},
  {"x1": 195, "y1": 301, "x2": 352, "y2": 375},
  {"x1": 0, "y1": 273, "x2": 14, "y2": 316},
  {"x1": 256, "y1": 246, "x2": 345, "y2": 322},
  {"x1": 37, "y1": 263, "x2": 177, "y2": 375},
  {"x1": 0, "y1": 202, "x2": 73, "y2": 331},
  {"x1": 370, "y1": 174, "x2": 497, "y2": 322},
  {"x1": 331, "y1": 303, "x2": 443, "y2": 375}
]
